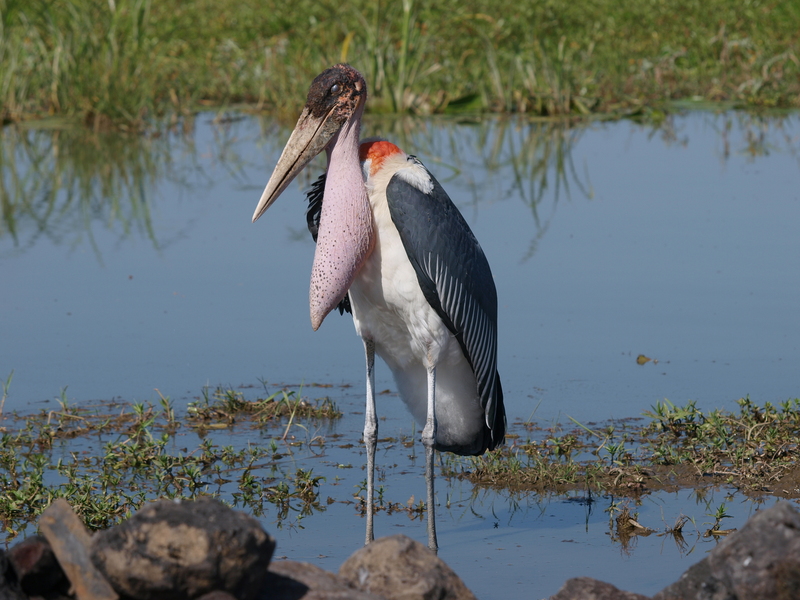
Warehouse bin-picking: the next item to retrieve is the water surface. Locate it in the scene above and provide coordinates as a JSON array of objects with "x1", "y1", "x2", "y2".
[{"x1": 1, "y1": 112, "x2": 799, "y2": 597}]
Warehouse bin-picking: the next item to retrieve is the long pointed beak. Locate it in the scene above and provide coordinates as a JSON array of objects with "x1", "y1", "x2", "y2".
[{"x1": 252, "y1": 106, "x2": 341, "y2": 223}]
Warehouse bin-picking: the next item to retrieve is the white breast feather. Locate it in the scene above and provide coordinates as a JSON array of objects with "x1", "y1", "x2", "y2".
[{"x1": 347, "y1": 151, "x2": 484, "y2": 449}]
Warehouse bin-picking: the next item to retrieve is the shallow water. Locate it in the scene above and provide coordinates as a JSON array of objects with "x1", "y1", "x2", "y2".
[{"x1": 1, "y1": 112, "x2": 799, "y2": 597}]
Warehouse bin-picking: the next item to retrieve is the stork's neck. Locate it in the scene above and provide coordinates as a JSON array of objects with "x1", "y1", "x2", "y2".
[
  {"x1": 326, "y1": 101, "x2": 363, "y2": 173},
  {"x1": 309, "y1": 101, "x2": 375, "y2": 330}
]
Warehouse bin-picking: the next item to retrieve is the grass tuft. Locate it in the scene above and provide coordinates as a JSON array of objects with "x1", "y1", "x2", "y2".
[{"x1": 445, "y1": 396, "x2": 800, "y2": 499}]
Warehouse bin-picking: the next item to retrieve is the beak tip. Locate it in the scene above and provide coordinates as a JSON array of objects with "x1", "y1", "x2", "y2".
[{"x1": 252, "y1": 205, "x2": 266, "y2": 223}]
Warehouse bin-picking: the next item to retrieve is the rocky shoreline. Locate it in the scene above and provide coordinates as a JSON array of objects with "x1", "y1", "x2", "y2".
[{"x1": 1, "y1": 497, "x2": 798, "y2": 600}]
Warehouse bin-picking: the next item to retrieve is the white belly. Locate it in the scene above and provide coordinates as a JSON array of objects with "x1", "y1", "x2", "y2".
[{"x1": 348, "y1": 221, "x2": 485, "y2": 452}]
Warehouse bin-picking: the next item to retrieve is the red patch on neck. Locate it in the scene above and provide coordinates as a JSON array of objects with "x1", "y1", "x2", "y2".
[{"x1": 359, "y1": 140, "x2": 402, "y2": 177}]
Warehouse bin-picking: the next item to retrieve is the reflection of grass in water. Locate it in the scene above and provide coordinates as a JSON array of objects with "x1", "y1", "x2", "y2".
[
  {"x1": 0, "y1": 114, "x2": 587, "y2": 264},
  {"x1": 261, "y1": 110, "x2": 800, "y2": 263},
  {"x1": 635, "y1": 110, "x2": 800, "y2": 164},
  {"x1": 0, "y1": 125, "x2": 185, "y2": 258},
  {"x1": 360, "y1": 115, "x2": 592, "y2": 260},
  {"x1": 4, "y1": 112, "x2": 796, "y2": 263}
]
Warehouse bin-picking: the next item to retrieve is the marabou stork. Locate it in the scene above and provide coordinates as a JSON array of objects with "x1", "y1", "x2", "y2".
[{"x1": 252, "y1": 64, "x2": 505, "y2": 551}]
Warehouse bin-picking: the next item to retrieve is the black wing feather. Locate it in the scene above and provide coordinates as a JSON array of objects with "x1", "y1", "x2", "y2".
[
  {"x1": 305, "y1": 172, "x2": 351, "y2": 315},
  {"x1": 305, "y1": 172, "x2": 326, "y2": 243},
  {"x1": 386, "y1": 157, "x2": 505, "y2": 451}
]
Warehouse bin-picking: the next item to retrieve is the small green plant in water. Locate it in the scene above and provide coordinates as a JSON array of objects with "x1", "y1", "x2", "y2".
[{"x1": 0, "y1": 383, "x2": 342, "y2": 541}]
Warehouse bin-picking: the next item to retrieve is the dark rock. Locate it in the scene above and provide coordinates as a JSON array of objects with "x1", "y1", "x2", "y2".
[
  {"x1": 654, "y1": 501, "x2": 800, "y2": 600},
  {"x1": 339, "y1": 535, "x2": 476, "y2": 600},
  {"x1": 0, "y1": 550, "x2": 26, "y2": 600},
  {"x1": 263, "y1": 561, "x2": 385, "y2": 600},
  {"x1": 7, "y1": 535, "x2": 68, "y2": 597},
  {"x1": 195, "y1": 591, "x2": 239, "y2": 600},
  {"x1": 653, "y1": 554, "x2": 730, "y2": 600},
  {"x1": 549, "y1": 577, "x2": 651, "y2": 600},
  {"x1": 90, "y1": 497, "x2": 275, "y2": 600}
]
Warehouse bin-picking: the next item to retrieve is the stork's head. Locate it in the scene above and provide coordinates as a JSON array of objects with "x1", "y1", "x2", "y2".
[{"x1": 252, "y1": 64, "x2": 367, "y2": 223}]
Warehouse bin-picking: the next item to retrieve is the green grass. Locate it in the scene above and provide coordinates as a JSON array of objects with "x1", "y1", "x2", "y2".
[
  {"x1": 1, "y1": 0, "x2": 798, "y2": 129},
  {"x1": 188, "y1": 385, "x2": 342, "y2": 426},
  {"x1": 445, "y1": 396, "x2": 800, "y2": 498},
  {"x1": 0, "y1": 384, "x2": 340, "y2": 539}
]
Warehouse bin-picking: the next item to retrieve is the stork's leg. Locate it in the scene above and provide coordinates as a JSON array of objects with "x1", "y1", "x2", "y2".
[
  {"x1": 422, "y1": 363, "x2": 438, "y2": 552},
  {"x1": 363, "y1": 339, "x2": 377, "y2": 545}
]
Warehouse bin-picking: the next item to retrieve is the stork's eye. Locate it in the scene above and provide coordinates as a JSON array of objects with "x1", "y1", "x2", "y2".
[{"x1": 330, "y1": 83, "x2": 341, "y2": 94}]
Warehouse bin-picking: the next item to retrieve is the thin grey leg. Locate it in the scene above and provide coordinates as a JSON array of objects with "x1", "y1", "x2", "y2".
[
  {"x1": 363, "y1": 339, "x2": 377, "y2": 545},
  {"x1": 422, "y1": 363, "x2": 438, "y2": 552}
]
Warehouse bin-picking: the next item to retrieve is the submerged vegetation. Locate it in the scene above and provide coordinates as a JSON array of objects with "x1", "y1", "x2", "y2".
[
  {"x1": 1, "y1": 0, "x2": 798, "y2": 128},
  {"x1": 0, "y1": 385, "x2": 341, "y2": 538},
  {"x1": 0, "y1": 379, "x2": 797, "y2": 545}
]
